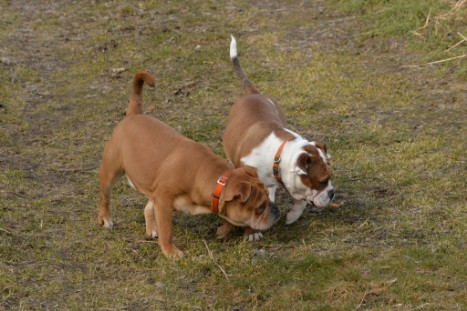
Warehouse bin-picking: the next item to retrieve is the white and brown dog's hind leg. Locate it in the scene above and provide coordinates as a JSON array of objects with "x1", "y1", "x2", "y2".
[{"x1": 286, "y1": 200, "x2": 307, "y2": 225}]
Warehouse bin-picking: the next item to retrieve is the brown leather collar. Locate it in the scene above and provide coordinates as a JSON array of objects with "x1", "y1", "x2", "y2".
[
  {"x1": 211, "y1": 171, "x2": 231, "y2": 214},
  {"x1": 273, "y1": 139, "x2": 294, "y2": 185}
]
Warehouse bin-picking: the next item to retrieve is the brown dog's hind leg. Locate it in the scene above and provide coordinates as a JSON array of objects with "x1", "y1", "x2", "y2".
[
  {"x1": 144, "y1": 200, "x2": 158, "y2": 238},
  {"x1": 98, "y1": 157, "x2": 123, "y2": 229}
]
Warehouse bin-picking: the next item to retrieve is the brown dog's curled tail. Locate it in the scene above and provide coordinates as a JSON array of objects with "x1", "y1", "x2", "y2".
[
  {"x1": 230, "y1": 35, "x2": 259, "y2": 95},
  {"x1": 126, "y1": 71, "x2": 155, "y2": 116}
]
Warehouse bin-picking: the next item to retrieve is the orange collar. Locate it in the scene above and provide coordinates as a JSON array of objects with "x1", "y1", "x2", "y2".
[
  {"x1": 211, "y1": 171, "x2": 231, "y2": 214},
  {"x1": 273, "y1": 139, "x2": 293, "y2": 184}
]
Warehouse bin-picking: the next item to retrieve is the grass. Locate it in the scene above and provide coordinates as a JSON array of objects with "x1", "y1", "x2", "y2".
[
  {"x1": 1, "y1": 0, "x2": 466, "y2": 310},
  {"x1": 330, "y1": 0, "x2": 467, "y2": 73}
]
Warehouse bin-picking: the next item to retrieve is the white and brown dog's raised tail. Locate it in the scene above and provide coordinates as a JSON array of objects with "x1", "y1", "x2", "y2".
[
  {"x1": 126, "y1": 71, "x2": 155, "y2": 116},
  {"x1": 230, "y1": 35, "x2": 259, "y2": 95}
]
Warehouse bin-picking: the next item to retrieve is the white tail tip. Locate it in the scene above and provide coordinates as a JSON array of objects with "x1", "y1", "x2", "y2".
[{"x1": 230, "y1": 35, "x2": 237, "y2": 59}]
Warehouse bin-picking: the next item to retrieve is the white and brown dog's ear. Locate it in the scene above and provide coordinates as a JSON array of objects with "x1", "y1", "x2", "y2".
[
  {"x1": 308, "y1": 142, "x2": 331, "y2": 161},
  {"x1": 315, "y1": 142, "x2": 327, "y2": 154},
  {"x1": 296, "y1": 153, "x2": 313, "y2": 176}
]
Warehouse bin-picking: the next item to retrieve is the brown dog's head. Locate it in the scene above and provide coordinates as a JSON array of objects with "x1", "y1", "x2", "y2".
[
  {"x1": 219, "y1": 166, "x2": 280, "y2": 230},
  {"x1": 287, "y1": 142, "x2": 334, "y2": 210}
]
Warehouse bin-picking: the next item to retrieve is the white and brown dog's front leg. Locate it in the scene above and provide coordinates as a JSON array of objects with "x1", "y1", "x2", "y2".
[
  {"x1": 286, "y1": 200, "x2": 307, "y2": 225},
  {"x1": 268, "y1": 185, "x2": 277, "y2": 202}
]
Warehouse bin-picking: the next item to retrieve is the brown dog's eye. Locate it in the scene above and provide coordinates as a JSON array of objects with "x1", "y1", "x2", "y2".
[{"x1": 256, "y1": 204, "x2": 266, "y2": 215}]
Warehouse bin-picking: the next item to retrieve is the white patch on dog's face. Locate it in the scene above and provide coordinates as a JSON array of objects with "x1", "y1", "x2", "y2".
[
  {"x1": 287, "y1": 172, "x2": 312, "y2": 201},
  {"x1": 288, "y1": 172, "x2": 334, "y2": 207},
  {"x1": 311, "y1": 181, "x2": 334, "y2": 207}
]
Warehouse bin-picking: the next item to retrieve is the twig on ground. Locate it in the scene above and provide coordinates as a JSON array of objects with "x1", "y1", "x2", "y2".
[
  {"x1": 48, "y1": 166, "x2": 97, "y2": 173},
  {"x1": 203, "y1": 239, "x2": 229, "y2": 281},
  {"x1": 424, "y1": 54, "x2": 466, "y2": 65},
  {"x1": 446, "y1": 32, "x2": 467, "y2": 52},
  {"x1": 411, "y1": 9, "x2": 432, "y2": 38},
  {"x1": 405, "y1": 255, "x2": 420, "y2": 264},
  {"x1": 0, "y1": 227, "x2": 13, "y2": 235},
  {"x1": 411, "y1": 0, "x2": 465, "y2": 37},
  {"x1": 1, "y1": 190, "x2": 28, "y2": 198},
  {"x1": 440, "y1": 0, "x2": 465, "y2": 19},
  {"x1": 403, "y1": 54, "x2": 466, "y2": 68},
  {"x1": 355, "y1": 290, "x2": 369, "y2": 310}
]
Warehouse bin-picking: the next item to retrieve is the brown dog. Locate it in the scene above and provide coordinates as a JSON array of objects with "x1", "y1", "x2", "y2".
[
  {"x1": 223, "y1": 36, "x2": 335, "y2": 238},
  {"x1": 98, "y1": 72, "x2": 280, "y2": 259}
]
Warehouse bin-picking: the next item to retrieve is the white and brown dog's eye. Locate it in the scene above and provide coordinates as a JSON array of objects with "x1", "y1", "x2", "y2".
[{"x1": 319, "y1": 180, "x2": 329, "y2": 188}]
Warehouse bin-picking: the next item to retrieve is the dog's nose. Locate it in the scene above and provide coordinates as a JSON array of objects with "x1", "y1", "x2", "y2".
[{"x1": 328, "y1": 189, "x2": 336, "y2": 200}]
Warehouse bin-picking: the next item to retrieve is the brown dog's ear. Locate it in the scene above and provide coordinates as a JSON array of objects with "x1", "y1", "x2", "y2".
[
  {"x1": 224, "y1": 181, "x2": 252, "y2": 203},
  {"x1": 237, "y1": 181, "x2": 252, "y2": 203}
]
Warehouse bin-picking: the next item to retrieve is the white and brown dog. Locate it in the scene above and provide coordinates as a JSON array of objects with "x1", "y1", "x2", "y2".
[
  {"x1": 223, "y1": 36, "x2": 335, "y2": 230},
  {"x1": 98, "y1": 71, "x2": 280, "y2": 258}
]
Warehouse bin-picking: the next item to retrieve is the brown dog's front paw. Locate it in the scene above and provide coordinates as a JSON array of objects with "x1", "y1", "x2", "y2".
[
  {"x1": 145, "y1": 229, "x2": 158, "y2": 239},
  {"x1": 217, "y1": 221, "x2": 234, "y2": 239},
  {"x1": 161, "y1": 244, "x2": 184, "y2": 259},
  {"x1": 243, "y1": 226, "x2": 263, "y2": 241}
]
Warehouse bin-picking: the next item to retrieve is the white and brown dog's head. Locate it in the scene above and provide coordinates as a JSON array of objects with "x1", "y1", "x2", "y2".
[
  {"x1": 284, "y1": 142, "x2": 334, "y2": 210},
  {"x1": 219, "y1": 166, "x2": 280, "y2": 230}
]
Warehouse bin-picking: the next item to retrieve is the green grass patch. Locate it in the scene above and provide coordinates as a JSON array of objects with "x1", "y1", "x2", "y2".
[{"x1": 331, "y1": 0, "x2": 467, "y2": 74}]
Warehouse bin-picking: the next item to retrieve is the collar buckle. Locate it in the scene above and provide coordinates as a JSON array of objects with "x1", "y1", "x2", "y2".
[
  {"x1": 217, "y1": 176, "x2": 227, "y2": 186},
  {"x1": 211, "y1": 171, "x2": 231, "y2": 214}
]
